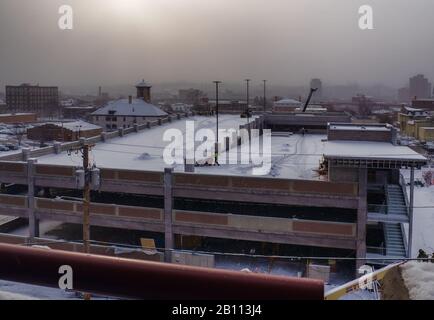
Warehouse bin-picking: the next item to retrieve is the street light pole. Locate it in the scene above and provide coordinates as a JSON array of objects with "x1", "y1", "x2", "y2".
[
  {"x1": 213, "y1": 81, "x2": 221, "y2": 164},
  {"x1": 245, "y1": 79, "x2": 251, "y2": 122},
  {"x1": 263, "y1": 80, "x2": 267, "y2": 113}
]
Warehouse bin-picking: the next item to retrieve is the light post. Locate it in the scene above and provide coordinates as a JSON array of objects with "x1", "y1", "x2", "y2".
[
  {"x1": 263, "y1": 80, "x2": 267, "y2": 113},
  {"x1": 213, "y1": 81, "x2": 221, "y2": 164},
  {"x1": 245, "y1": 79, "x2": 251, "y2": 122}
]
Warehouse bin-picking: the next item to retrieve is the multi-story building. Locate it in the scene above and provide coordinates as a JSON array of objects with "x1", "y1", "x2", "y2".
[
  {"x1": 91, "y1": 80, "x2": 168, "y2": 131},
  {"x1": 398, "y1": 106, "x2": 434, "y2": 141},
  {"x1": 5, "y1": 84, "x2": 59, "y2": 117},
  {"x1": 409, "y1": 74, "x2": 432, "y2": 100}
]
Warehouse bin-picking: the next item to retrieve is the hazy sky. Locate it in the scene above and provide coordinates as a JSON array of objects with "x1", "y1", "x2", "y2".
[{"x1": 1, "y1": 0, "x2": 434, "y2": 90}]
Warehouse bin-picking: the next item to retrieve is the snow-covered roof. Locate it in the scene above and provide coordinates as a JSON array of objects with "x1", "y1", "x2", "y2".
[
  {"x1": 35, "y1": 120, "x2": 101, "y2": 132},
  {"x1": 92, "y1": 99, "x2": 167, "y2": 117},
  {"x1": 329, "y1": 124, "x2": 391, "y2": 132},
  {"x1": 324, "y1": 140, "x2": 426, "y2": 161},
  {"x1": 274, "y1": 98, "x2": 302, "y2": 105}
]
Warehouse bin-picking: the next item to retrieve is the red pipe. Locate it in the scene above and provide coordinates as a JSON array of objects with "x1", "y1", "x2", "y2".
[{"x1": 0, "y1": 243, "x2": 324, "y2": 300}]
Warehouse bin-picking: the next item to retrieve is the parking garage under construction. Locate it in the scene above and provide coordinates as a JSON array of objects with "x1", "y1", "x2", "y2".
[{"x1": 0, "y1": 112, "x2": 427, "y2": 283}]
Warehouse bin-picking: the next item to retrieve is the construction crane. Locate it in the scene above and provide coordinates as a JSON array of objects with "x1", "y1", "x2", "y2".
[{"x1": 302, "y1": 87, "x2": 318, "y2": 113}]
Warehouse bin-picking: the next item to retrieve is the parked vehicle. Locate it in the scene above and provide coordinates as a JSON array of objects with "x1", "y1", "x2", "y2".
[{"x1": 5, "y1": 143, "x2": 19, "y2": 150}]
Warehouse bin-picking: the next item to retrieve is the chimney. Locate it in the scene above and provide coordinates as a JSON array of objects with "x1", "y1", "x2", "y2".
[{"x1": 128, "y1": 95, "x2": 133, "y2": 104}]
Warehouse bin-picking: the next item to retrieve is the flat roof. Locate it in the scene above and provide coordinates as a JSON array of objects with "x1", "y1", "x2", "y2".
[
  {"x1": 329, "y1": 124, "x2": 391, "y2": 132},
  {"x1": 32, "y1": 115, "x2": 427, "y2": 177},
  {"x1": 324, "y1": 140, "x2": 426, "y2": 161},
  {"x1": 35, "y1": 115, "x2": 326, "y2": 180}
]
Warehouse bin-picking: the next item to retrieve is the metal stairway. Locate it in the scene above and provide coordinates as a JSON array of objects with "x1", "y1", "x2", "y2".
[
  {"x1": 383, "y1": 223, "x2": 406, "y2": 257},
  {"x1": 386, "y1": 184, "x2": 408, "y2": 217}
]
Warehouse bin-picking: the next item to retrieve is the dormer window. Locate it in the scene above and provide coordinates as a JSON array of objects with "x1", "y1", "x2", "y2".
[{"x1": 108, "y1": 110, "x2": 116, "y2": 115}]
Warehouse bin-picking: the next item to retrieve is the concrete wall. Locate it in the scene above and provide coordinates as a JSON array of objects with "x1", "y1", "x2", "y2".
[{"x1": 328, "y1": 128, "x2": 392, "y2": 143}]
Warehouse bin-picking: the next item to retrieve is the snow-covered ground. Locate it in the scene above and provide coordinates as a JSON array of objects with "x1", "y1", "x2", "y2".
[
  {"x1": 402, "y1": 169, "x2": 434, "y2": 257},
  {"x1": 0, "y1": 280, "x2": 78, "y2": 300},
  {"x1": 38, "y1": 115, "x2": 252, "y2": 169},
  {"x1": 401, "y1": 261, "x2": 434, "y2": 300}
]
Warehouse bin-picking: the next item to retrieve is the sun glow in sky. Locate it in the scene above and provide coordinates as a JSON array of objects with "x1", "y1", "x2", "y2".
[{"x1": 1, "y1": 0, "x2": 434, "y2": 88}]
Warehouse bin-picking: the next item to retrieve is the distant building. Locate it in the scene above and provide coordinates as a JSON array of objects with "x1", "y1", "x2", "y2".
[
  {"x1": 398, "y1": 87, "x2": 410, "y2": 103},
  {"x1": 412, "y1": 98, "x2": 434, "y2": 111},
  {"x1": 310, "y1": 79, "x2": 323, "y2": 98},
  {"x1": 63, "y1": 105, "x2": 98, "y2": 120},
  {"x1": 409, "y1": 74, "x2": 432, "y2": 100},
  {"x1": 91, "y1": 81, "x2": 167, "y2": 131},
  {"x1": 27, "y1": 120, "x2": 102, "y2": 142},
  {"x1": 5, "y1": 84, "x2": 59, "y2": 117},
  {"x1": 0, "y1": 113, "x2": 37, "y2": 124},
  {"x1": 273, "y1": 98, "x2": 302, "y2": 112},
  {"x1": 208, "y1": 100, "x2": 247, "y2": 114},
  {"x1": 60, "y1": 99, "x2": 75, "y2": 107},
  {"x1": 178, "y1": 89, "x2": 204, "y2": 105},
  {"x1": 171, "y1": 103, "x2": 193, "y2": 113},
  {"x1": 398, "y1": 106, "x2": 433, "y2": 140},
  {"x1": 0, "y1": 99, "x2": 6, "y2": 113}
]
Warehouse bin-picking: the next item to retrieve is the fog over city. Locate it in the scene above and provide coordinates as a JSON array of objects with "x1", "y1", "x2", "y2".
[{"x1": 1, "y1": 0, "x2": 434, "y2": 92}]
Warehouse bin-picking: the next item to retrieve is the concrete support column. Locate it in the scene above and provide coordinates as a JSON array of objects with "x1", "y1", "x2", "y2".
[
  {"x1": 101, "y1": 132, "x2": 107, "y2": 142},
  {"x1": 22, "y1": 148, "x2": 30, "y2": 161},
  {"x1": 146, "y1": 121, "x2": 151, "y2": 129},
  {"x1": 408, "y1": 167, "x2": 415, "y2": 258},
  {"x1": 133, "y1": 123, "x2": 139, "y2": 132},
  {"x1": 158, "y1": 119, "x2": 162, "y2": 126},
  {"x1": 356, "y1": 168, "x2": 368, "y2": 271},
  {"x1": 54, "y1": 142, "x2": 62, "y2": 154},
  {"x1": 27, "y1": 159, "x2": 39, "y2": 238},
  {"x1": 164, "y1": 168, "x2": 174, "y2": 262}
]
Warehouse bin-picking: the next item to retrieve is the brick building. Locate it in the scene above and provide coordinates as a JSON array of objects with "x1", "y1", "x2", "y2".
[
  {"x1": 5, "y1": 84, "x2": 59, "y2": 117},
  {"x1": 0, "y1": 113, "x2": 37, "y2": 124},
  {"x1": 27, "y1": 121, "x2": 102, "y2": 142}
]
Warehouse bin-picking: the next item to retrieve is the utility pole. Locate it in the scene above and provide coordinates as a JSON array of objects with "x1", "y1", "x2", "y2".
[
  {"x1": 263, "y1": 80, "x2": 267, "y2": 113},
  {"x1": 82, "y1": 144, "x2": 91, "y2": 255},
  {"x1": 68, "y1": 140, "x2": 97, "y2": 301},
  {"x1": 213, "y1": 81, "x2": 221, "y2": 164}
]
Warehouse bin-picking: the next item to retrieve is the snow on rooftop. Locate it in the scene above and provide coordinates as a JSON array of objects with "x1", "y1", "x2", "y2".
[
  {"x1": 329, "y1": 124, "x2": 391, "y2": 132},
  {"x1": 401, "y1": 261, "x2": 434, "y2": 300},
  {"x1": 92, "y1": 98, "x2": 167, "y2": 117},
  {"x1": 324, "y1": 140, "x2": 426, "y2": 161},
  {"x1": 274, "y1": 98, "x2": 302, "y2": 105},
  {"x1": 36, "y1": 120, "x2": 100, "y2": 132},
  {"x1": 35, "y1": 115, "x2": 326, "y2": 180}
]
